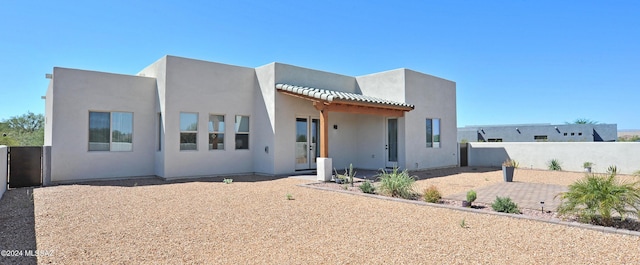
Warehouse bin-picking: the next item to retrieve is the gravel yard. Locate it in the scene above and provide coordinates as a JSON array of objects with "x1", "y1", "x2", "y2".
[{"x1": 1, "y1": 169, "x2": 639, "y2": 264}]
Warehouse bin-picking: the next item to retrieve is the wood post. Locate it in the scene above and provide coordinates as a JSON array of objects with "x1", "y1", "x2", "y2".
[{"x1": 319, "y1": 108, "x2": 329, "y2": 158}]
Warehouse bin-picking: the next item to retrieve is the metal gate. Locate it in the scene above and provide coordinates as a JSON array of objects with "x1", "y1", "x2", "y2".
[
  {"x1": 459, "y1": 143, "x2": 468, "y2": 167},
  {"x1": 8, "y1": 147, "x2": 43, "y2": 188}
]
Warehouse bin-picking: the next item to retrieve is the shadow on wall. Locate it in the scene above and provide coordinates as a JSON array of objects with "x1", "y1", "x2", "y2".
[
  {"x1": 0, "y1": 188, "x2": 37, "y2": 265},
  {"x1": 468, "y1": 145, "x2": 510, "y2": 167},
  {"x1": 593, "y1": 129, "x2": 603, "y2": 142},
  {"x1": 56, "y1": 174, "x2": 290, "y2": 188}
]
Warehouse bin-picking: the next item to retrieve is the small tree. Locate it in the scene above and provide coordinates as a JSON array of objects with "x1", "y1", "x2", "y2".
[
  {"x1": 566, "y1": 118, "x2": 598, "y2": 125},
  {"x1": 556, "y1": 172, "x2": 640, "y2": 226}
]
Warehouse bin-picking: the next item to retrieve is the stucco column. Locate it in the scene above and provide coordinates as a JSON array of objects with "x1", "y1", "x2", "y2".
[{"x1": 317, "y1": 158, "x2": 332, "y2": 182}]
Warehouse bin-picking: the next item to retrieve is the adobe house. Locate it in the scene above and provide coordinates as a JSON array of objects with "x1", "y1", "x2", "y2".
[{"x1": 44, "y1": 55, "x2": 457, "y2": 182}]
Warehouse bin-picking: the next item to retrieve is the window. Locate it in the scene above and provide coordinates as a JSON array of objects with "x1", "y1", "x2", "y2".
[
  {"x1": 209, "y1": 114, "x2": 225, "y2": 150},
  {"x1": 180, "y1": 112, "x2": 198, "y2": 150},
  {"x1": 488, "y1": 138, "x2": 503, "y2": 142},
  {"x1": 235, "y1": 115, "x2": 249, "y2": 149},
  {"x1": 578, "y1": 132, "x2": 582, "y2": 136},
  {"x1": 571, "y1": 132, "x2": 575, "y2": 136},
  {"x1": 89, "y1": 111, "x2": 133, "y2": 152},
  {"x1": 534, "y1": 135, "x2": 548, "y2": 141},
  {"x1": 564, "y1": 133, "x2": 568, "y2": 136},
  {"x1": 426, "y1": 118, "x2": 441, "y2": 148}
]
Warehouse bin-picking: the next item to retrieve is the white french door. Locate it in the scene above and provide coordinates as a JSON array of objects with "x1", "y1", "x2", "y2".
[{"x1": 295, "y1": 117, "x2": 320, "y2": 170}]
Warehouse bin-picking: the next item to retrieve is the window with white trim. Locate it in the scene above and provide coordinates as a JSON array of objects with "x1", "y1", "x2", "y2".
[
  {"x1": 235, "y1": 115, "x2": 249, "y2": 150},
  {"x1": 426, "y1": 118, "x2": 441, "y2": 148},
  {"x1": 209, "y1": 114, "x2": 225, "y2": 150},
  {"x1": 180, "y1": 112, "x2": 198, "y2": 151},
  {"x1": 89, "y1": 111, "x2": 133, "y2": 152}
]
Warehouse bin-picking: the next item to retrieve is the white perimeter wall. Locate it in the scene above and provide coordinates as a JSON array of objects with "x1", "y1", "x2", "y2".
[
  {"x1": 468, "y1": 142, "x2": 640, "y2": 174},
  {"x1": 0, "y1": 146, "x2": 6, "y2": 199},
  {"x1": 48, "y1": 68, "x2": 157, "y2": 182}
]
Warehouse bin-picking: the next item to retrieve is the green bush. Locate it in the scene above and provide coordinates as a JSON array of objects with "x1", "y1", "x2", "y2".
[
  {"x1": 377, "y1": 167, "x2": 416, "y2": 199},
  {"x1": 359, "y1": 181, "x2": 376, "y2": 194},
  {"x1": 223, "y1": 178, "x2": 233, "y2": 184},
  {"x1": 466, "y1": 190, "x2": 477, "y2": 204},
  {"x1": 423, "y1": 185, "x2": 442, "y2": 203},
  {"x1": 556, "y1": 172, "x2": 640, "y2": 226},
  {"x1": 491, "y1": 196, "x2": 520, "y2": 214},
  {"x1": 548, "y1": 159, "x2": 562, "y2": 171},
  {"x1": 606, "y1": 165, "x2": 618, "y2": 175}
]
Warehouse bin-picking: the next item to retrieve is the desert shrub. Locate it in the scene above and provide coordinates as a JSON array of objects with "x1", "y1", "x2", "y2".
[
  {"x1": 359, "y1": 181, "x2": 376, "y2": 194},
  {"x1": 423, "y1": 185, "x2": 442, "y2": 203},
  {"x1": 502, "y1": 159, "x2": 519, "y2": 168},
  {"x1": 491, "y1": 196, "x2": 520, "y2": 214},
  {"x1": 223, "y1": 178, "x2": 233, "y2": 184},
  {"x1": 556, "y1": 172, "x2": 640, "y2": 226},
  {"x1": 466, "y1": 190, "x2": 477, "y2": 204},
  {"x1": 606, "y1": 165, "x2": 618, "y2": 175},
  {"x1": 548, "y1": 159, "x2": 562, "y2": 171},
  {"x1": 377, "y1": 167, "x2": 416, "y2": 199}
]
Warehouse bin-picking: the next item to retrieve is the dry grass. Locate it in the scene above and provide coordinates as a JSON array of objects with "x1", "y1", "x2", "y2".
[{"x1": 0, "y1": 169, "x2": 638, "y2": 264}]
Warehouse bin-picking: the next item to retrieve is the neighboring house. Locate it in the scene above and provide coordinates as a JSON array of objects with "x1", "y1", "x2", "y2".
[
  {"x1": 458, "y1": 123, "x2": 617, "y2": 143},
  {"x1": 44, "y1": 55, "x2": 457, "y2": 182}
]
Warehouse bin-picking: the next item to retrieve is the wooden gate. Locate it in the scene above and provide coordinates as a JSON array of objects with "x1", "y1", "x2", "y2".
[{"x1": 8, "y1": 147, "x2": 43, "y2": 188}]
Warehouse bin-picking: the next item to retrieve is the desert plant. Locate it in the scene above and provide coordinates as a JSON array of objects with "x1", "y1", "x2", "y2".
[
  {"x1": 556, "y1": 172, "x2": 640, "y2": 226},
  {"x1": 583, "y1": 162, "x2": 593, "y2": 168},
  {"x1": 502, "y1": 159, "x2": 519, "y2": 168},
  {"x1": 346, "y1": 163, "x2": 356, "y2": 187},
  {"x1": 606, "y1": 165, "x2": 618, "y2": 175},
  {"x1": 548, "y1": 159, "x2": 562, "y2": 171},
  {"x1": 359, "y1": 181, "x2": 376, "y2": 194},
  {"x1": 491, "y1": 196, "x2": 520, "y2": 214},
  {"x1": 423, "y1": 185, "x2": 442, "y2": 203},
  {"x1": 334, "y1": 163, "x2": 357, "y2": 186},
  {"x1": 223, "y1": 178, "x2": 233, "y2": 184},
  {"x1": 634, "y1": 169, "x2": 640, "y2": 177},
  {"x1": 459, "y1": 218, "x2": 467, "y2": 228},
  {"x1": 377, "y1": 167, "x2": 417, "y2": 199},
  {"x1": 466, "y1": 190, "x2": 477, "y2": 205},
  {"x1": 286, "y1": 193, "x2": 294, "y2": 200}
]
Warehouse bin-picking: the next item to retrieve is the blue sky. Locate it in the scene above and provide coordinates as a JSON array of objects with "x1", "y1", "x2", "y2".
[{"x1": 1, "y1": 1, "x2": 638, "y2": 129}]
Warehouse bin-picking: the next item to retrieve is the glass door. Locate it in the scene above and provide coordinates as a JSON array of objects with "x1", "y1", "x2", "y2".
[
  {"x1": 386, "y1": 118, "x2": 398, "y2": 168},
  {"x1": 295, "y1": 118, "x2": 309, "y2": 170},
  {"x1": 295, "y1": 117, "x2": 320, "y2": 170}
]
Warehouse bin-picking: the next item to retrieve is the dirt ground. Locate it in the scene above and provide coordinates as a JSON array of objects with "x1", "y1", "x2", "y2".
[{"x1": 1, "y1": 168, "x2": 639, "y2": 264}]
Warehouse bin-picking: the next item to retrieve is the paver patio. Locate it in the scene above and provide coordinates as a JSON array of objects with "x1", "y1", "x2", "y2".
[{"x1": 445, "y1": 182, "x2": 568, "y2": 211}]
